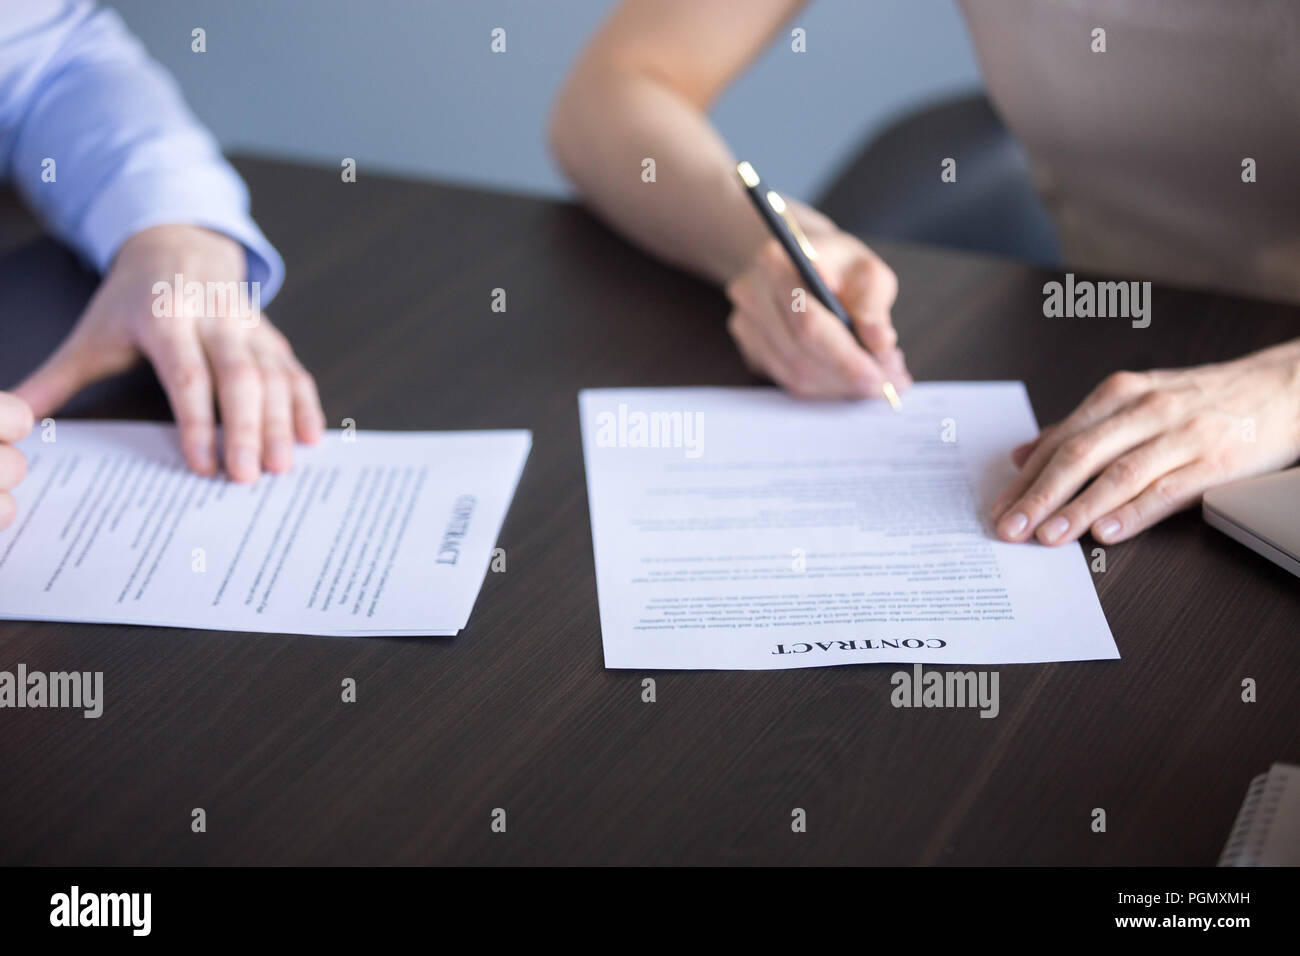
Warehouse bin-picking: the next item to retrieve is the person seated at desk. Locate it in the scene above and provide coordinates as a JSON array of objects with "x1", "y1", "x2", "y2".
[
  {"x1": 549, "y1": 0, "x2": 1300, "y2": 548},
  {"x1": 0, "y1": 0, "x2": 325, "y2": 530}
]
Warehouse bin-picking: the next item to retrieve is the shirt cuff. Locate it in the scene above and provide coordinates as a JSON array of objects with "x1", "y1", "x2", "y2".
[{"x1": 77, "y1": 162, "x2": 285, "y2": 304}]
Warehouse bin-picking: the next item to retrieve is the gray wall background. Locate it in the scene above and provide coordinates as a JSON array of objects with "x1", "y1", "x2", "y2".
[{"x1": 109, "y1": 0, "x2": 983, "y2": 202}]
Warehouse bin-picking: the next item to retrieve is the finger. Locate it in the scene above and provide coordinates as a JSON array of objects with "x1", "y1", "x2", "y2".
[
  {"x1": 755, "y1": 266, "x2": 888, "y2": 398},
  {"x1": 873, "y1": 345, "x2": 913, "y2": 392},
  {"x1": 734, "y1": 261, "x2": 885, "y2": 399},
  {"x1": 750, "y1": 243, "x2": 865, "y2": 392},
  {"x1": 0, "y1": 490, "x2": 14, "y2": 530},
  {"x1": 245, "y1": 318, "x2": 325, "y2": 445},
  {"x1": 783, "y1": 200, "x2": 838, "y2": 237},
  {"x1": 1090, "y1": 459, "x2": 1220, "y2": 544},
  {"x1": 727, "y1": 309, "x2": 801, "y2": 392},
  {"x1": 995, "y1": 438, "x2": 1053, "y2": 516},
  {"x1": 1058, "y1": 370, "x2": 1155, "y2": 436},
  {"x1": 139, "y1": 322, "x2": 217, "y2": 475},
  {"x1": 203, "y1": 333, "x2": 264, "y2": 483},
  {"x1": 0, "y1": 393, "x2": 35, "y2": 443},
  {"x1": 994, "y1": 371, "x2": 1154, "y2": 513},
  {"x1": 282, "y1": 353, "x2": 325, "y2": 444},
  {"x1": 0, "y1": 444, "x2": 27, "y2": 491},
  {"x1": 1010, "y1": 438, "x2": 1039, "y2": 469},
  {"x1": 751, "y1": 238, "x2": 910, "y2": 393},
  {"x1": 726, "y1": 275, "x2": 806, "y2": 391},
  {"x1": 993, "y1": 391, "x2": 1181, "y2": 541},
  {"x1": 11, "y1": 337, "x2": 100, "y2": 419},
  {"x1": 252, "y1": 346, "x2": 294, "y2": 473},
  {"x1": 1032, "y1": 427, "x2": 1199, "y2": 546}
]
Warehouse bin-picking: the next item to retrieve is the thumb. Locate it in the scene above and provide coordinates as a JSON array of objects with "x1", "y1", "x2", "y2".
[
  {"x1": 11, "y1": 336, "x2": 105, "y2": 418},
  {"x1": 0, "y1": 391, "x2": 34, "y2": 442}
]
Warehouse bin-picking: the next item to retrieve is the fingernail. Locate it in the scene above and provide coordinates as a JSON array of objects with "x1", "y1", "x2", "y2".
[
  {"x1": 232, "y1": 449, "x2": 259, "y2": 480},
  {"x1": 998, "y1": 511, "x2": 1028, "y2": 538},
  {"x1": 1094, "y1": 518, "x2": 1121, "y2": 542},
  {"x1": 1039, "y1": 516, "x2": 1069, "y2": 543}
]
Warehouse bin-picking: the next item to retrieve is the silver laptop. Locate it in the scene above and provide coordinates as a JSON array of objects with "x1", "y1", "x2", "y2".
[{"x1": 1202, "y1": 466, "x2": 1300, "y2": 577}]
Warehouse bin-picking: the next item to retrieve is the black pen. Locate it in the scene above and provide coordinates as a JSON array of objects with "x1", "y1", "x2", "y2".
[{"x1": 735, "y1": 160, "x2": 901, "y2": 410}]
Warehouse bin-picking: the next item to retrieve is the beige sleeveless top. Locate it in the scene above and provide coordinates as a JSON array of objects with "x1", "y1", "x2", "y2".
[{"x1": 958, "y1": 0, "x2": 1300, "y2": 303}]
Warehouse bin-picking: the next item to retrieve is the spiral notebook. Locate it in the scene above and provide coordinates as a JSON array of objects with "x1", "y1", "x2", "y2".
[{"x1": 1218, "y1": 763, "x2": 1300, "y2": 866}]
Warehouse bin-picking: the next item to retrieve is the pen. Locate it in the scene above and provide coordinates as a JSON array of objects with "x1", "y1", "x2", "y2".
[{"x1": 735, "y1": 160, "x2": 901, "y2": 411}]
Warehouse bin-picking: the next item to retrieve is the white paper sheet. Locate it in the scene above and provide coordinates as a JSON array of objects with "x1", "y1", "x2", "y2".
[
  {"x1": 579, "y1": 383, "x2": 1118, "y2": 669},
  {"x1": 0, "y1": 422, "x2": 531, "y2": 636}
]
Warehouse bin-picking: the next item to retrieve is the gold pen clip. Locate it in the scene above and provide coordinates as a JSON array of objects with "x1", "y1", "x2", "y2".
[{"x1": 765, "y1": 190, "x2": 819, "y2": 261}]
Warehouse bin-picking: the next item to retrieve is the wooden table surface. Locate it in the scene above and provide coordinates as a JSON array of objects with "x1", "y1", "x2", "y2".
[{"x1": 1, "y1": 157, "x2": 1296, "y2": 865}]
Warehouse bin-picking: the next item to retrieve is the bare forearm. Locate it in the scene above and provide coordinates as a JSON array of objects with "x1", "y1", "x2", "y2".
[{"x1": 551, "y1": 67, "x2": 767, "y2": 286}]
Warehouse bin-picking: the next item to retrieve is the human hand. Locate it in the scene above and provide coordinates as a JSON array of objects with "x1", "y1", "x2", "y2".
[
  {"x1": 991, "y1": 341, "x2": 1300, "y2": 545},
  {"x1": 12, "y1": 224, "x2": 325, "y2": 483},
  {"x1": 0, "y1": 392, "x2": 34, "y2": 530},
  {"x1": 724, "y1": 205, "x2": 911, "y2": 400}
]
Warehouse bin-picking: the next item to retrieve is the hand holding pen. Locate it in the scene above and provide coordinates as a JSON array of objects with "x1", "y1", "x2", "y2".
[{"x1": 726, "y1": 161, "x2": 911, "y2": 405}]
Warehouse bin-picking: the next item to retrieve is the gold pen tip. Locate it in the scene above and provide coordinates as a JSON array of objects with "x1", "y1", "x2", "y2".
[
  {"x1": 736, "y1": 161, "x2": 759, "y2": 188},
  {"x1": 882, "y1": 381, "x2": 902, "y2": 411}
]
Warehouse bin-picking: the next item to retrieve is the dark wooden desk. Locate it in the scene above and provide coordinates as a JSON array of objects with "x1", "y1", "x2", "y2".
[{"x1": 1, "y1": 157, "x2": 1296, "y2": 865}]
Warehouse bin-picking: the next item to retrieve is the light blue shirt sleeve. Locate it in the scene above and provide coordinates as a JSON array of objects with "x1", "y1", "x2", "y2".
[{"x1": 0, "y1": 0, "x2": 284, "y2": 301}]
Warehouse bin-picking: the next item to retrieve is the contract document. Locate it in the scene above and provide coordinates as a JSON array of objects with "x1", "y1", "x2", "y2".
[
  {"x1": 579, "y1": 384, "x2": 1118, "y2": 669},
  {"x1": 0, "y1": 422, "x2": 531, "y2": 636}
]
